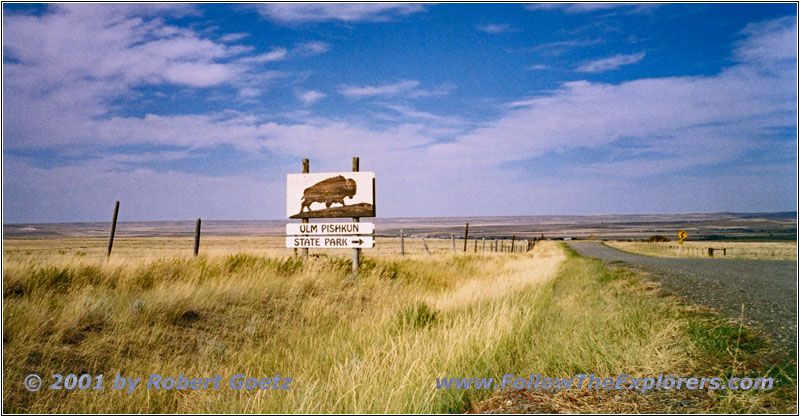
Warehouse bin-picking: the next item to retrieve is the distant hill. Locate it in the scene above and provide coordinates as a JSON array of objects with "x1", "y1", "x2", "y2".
[{"x1": 3, "y1": 212, "x2": 796, "y2": 240}]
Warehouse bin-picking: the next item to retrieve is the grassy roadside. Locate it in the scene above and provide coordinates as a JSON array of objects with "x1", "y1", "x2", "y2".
[
  {"x1": 473, "y1": 245, "x2": 796, "y2": 413},
  {"x1": 3, "y1": 241, "x2": 796, "y2": 413},
  {"x1": 602, "y1": 240, "x2": 797, "y2": 261},
  {"x1": 4, "y1": 242, "x2": 565, "y2": 413}
]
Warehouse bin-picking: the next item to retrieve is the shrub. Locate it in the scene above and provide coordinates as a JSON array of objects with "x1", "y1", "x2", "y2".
[{"x1": 644, "y1": 235, "x2": 670, "y2": 242}]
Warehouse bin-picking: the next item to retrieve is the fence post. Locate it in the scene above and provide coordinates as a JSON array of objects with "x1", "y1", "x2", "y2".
[
  {"x1": 708, "y1": 248, "x2": 714, "y2": 257},
  {"x1": 511, "y1": 235, "x2": 516, "y2": 253},
  {"x1": 106, "y1": 200, "x2": 119, "y2": 260},
  {"x1": 463, "y1": 223, "x2": 469, "y2": 252},
  {"x1": 474, "y1": 237, "x2": 477, "y2": 252},
  {"x1": 400, "y1": 229, "x2": 405, "y2": 256},
  {"x1": 482, "y1": 237, "x2": 486, "y2": 252},
  {"x1": 194, "y1": 218, "x2": 201, "y2": 257},
  {"x1": 352, "y1": 157, "x2": 360, "y2": 274},
  {"x1": 451, "y1": 234, "x2": 456, "y2": 252},
  {"x1": 302, "y1": 159, "x2": 310, "y2": 261},
  {"x1": 422, "y1": 237, "x2": 432, "y2": 255}
]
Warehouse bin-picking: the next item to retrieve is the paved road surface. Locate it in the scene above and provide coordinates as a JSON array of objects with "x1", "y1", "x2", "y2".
[{"x1": 567, "y1": 242, "x2": 797, "y2": 352}]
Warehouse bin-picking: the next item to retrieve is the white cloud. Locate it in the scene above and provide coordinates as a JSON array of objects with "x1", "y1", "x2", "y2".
[
  {"x1": 578, "y1": 52, "x2": 645, "y2": 72},
  {"x1": 236, "y1": 42, "x2": 328, "y2": 64},
  {"x1": 526, "y1": 64, "x2": 549, "y2": 70},
  {"x1": 433, "y1": 43, "x2": 794, "y2": 171},
  {"x1": 338, "y1": 80, "x2": 421, "y2": 98},
  {"x1": 337, "y1": 80, "x2": 453, "y2": 99},
  {"x1": 1, "y1": 4, "x2": 327, "y2": 151},
  {"x1": 163, "y1": 62, "x2": 238, "y2": 87},
  {"x1": 295, "y1": 40, "x2": 331, "y2": 56},
  {"x1": 527, "y1": 4, "x2": 659, "y2": 14},
  {"x1": 476, "y1": 23, "x2": 513, "y2": 34},
  {"x1": 238, "y1": 87, "x2": 262, "y2": 98},
  {"x1": 528, "y1": 38, "x2": 605, "y2": 56},
  {"x1": 237, "y1": 47, "x2": 288, "y2": 63},
  {"x1": 254, "y1": 4, "x2": 426, "y2": 23},
  {"x1": 734, "y1": 16, "x2": 796, "y2": 64},
  {"x1": 219, "y1": 32, "x2": 249, "y2": 42},
  {"x1": 297, "y1": 90, "x2": 326, "y2": 105}
]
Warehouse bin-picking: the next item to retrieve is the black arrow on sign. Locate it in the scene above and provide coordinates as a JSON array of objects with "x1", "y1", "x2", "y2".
[{"x1": 352, "y1": 238, "x2": 364, "y2": 245}]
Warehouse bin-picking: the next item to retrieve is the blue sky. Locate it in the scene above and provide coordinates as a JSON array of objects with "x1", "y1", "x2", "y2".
[{"x1": 2, "y1": 3, "x2": 797, "y2": 222}]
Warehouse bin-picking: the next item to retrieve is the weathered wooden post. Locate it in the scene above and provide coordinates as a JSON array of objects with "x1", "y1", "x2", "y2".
[
  {"x1": 708, "y1": 248, "x2": 714, "y2": 257},
  {"x1": 463, "y1": 223, "x2": 469, "y2": 252},
  {"x1": 422, "y1": 237, "x2": 432, "y2": 255},
  {"x1": 400, "y1": 229, "x2": 405, "y2": 256},
  {"x1": 511, "y1": 235, "x2": 516, "y2": 253},
  {"x1": 352, "y1": 157, "x2": 360, "y2": 274},
  {"x1": 302, "y1": 158, "x2": 310, "y2": 261},
  {"x1": 482, "y1": 237, "x2": 486, "y2": 252},
  {"x1": 451, "y1": 234, "x2": 456, "y2": 252},
  {"x1": 474, "y1": 237, "x2": 477, "y2": 252},
  {"x1": 193, "y1": 218, "x2": 201, "y2": 257},
  {"x1": 106, "y1": 201, "x2": 119, "y2": 260}
]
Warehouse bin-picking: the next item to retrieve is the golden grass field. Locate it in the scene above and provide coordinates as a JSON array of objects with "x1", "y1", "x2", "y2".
[
  {"x1": 3, "y1": 237, "x2": 796, "y2": 413},
  {"x1": 604, "y1": 241, "x2": 797, "y2": 261}
]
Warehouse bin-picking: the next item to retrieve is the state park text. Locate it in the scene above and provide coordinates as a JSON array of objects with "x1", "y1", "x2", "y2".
[{"x1": 286, "y1": 236, "x2": 374, "y2": 249}]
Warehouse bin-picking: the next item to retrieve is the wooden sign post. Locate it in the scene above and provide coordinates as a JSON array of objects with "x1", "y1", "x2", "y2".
[
  {"x1": 302, "y1": 159, "x2": 310, "y2": 260},
  {"x1": 352, "y1": 157, "x2": 360, "y2": 274}
]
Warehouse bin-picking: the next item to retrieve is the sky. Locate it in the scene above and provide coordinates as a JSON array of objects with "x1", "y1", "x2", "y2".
[{"x1": 2, "y1": 3, "x2": 797, "y2": 223}]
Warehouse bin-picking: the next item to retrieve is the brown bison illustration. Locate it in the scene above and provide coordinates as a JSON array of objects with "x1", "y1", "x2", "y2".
[{"x1": 300, "y1": 175, "x2": 357, "y2": 213}]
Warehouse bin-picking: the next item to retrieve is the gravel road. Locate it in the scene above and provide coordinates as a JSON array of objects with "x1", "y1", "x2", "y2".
[{"x1": 567, "y1": 242, "x2": 797, "y2": 352}]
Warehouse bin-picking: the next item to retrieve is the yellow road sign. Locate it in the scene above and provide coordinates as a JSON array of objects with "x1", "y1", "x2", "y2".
[{"x1": 678, "y1": 230, "x2": 687, "y2": 240}]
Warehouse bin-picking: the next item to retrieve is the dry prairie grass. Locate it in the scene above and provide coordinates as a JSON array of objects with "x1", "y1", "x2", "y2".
[
  {"x1": 2, "y1": 238, "x2": 794, "y2": 413},
  {"x1": 604, "y1": 240, "x2": 796, "y2": 261}
]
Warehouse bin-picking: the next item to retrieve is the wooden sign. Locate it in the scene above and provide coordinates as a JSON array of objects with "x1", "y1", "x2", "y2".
[
  {"x1": 287, "y1": 172, "x2": 375, "y2": 219},
  {"x1": 286, "y1": 222, "x2": 374, "y2": 235},
  {"x1": 286, "y1": 236, "x2": 375, "y2": 249}
]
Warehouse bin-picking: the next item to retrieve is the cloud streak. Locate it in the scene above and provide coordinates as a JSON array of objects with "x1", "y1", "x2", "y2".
[
  {"x1": 578, "y1": 52, "x2": 646, "y2": 72},
  {"x1": 527, "y1": 3, "x2": 660, "y2": 14},
  {"x1": 476, "y1": 23, "x2": 513, "y2": 34},
  {"x1": 337, "y1": 80, "x2": 453, "y2": 99},
  {"x1": 254, "y1": 4, "x2": 426, "y2": 24},
  {"x1": 297, "y1": 90, "x2": 326, "y2": 106}
]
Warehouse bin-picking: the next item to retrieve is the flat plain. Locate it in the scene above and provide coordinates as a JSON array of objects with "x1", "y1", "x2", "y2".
[{"x1": 2, "y1": 213, "x2": 797, "y2": 413}]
